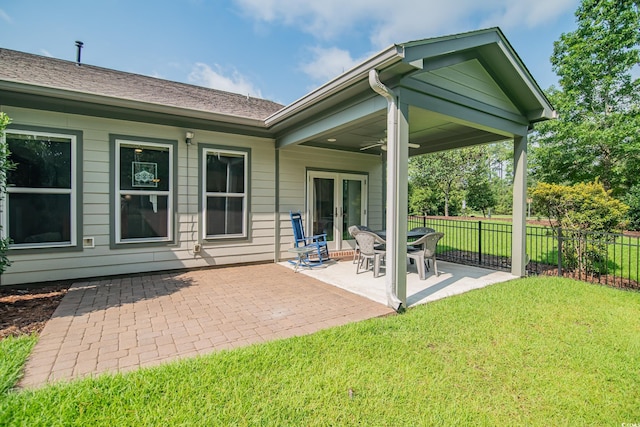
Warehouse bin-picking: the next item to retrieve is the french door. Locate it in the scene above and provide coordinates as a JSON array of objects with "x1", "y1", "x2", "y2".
[{"x1": 307, "y1": 171, "x2": 367, "y2": 251}]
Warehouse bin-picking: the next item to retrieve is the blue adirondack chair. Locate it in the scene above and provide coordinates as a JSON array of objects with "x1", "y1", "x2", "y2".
[{"x1": 289, "y1": 211, "x2": 330, "y2": 266}]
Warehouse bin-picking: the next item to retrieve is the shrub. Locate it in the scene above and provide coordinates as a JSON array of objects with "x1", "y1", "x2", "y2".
[
  {"x1": 0, "y1": 112, "x2": 13, "y2": 274},
  {"x1": 532, "y1": 181, "x2": 628, "y2": 232},
  {"x1": 532, "y1": 181, "x2": 629, "y2": 275}
]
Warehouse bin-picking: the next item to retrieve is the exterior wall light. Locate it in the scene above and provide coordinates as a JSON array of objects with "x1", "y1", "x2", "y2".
[{"x1": 185, "y1": 131, "x2": 195, "y2": 145}]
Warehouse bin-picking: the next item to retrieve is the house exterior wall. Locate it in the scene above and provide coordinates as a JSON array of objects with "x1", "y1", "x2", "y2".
[
  {"x1": 0, "y1": 106, "x2": 277, "y2": 285},
  {"x1": 277, "y1": 145, "x2": 384, "y2": 260}
]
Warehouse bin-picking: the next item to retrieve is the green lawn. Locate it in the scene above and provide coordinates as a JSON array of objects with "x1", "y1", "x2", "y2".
[
  {"x1": 0, "y1": 335, "x2": 37, "y2": 395},
  {"x1": 1, "y1": 277, "x2": 639, "y2": 426}
]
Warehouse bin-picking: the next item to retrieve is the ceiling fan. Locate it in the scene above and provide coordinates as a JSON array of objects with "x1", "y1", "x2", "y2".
[{"x1": 360, "y1": 138, "x2": 420, "y2": 151}]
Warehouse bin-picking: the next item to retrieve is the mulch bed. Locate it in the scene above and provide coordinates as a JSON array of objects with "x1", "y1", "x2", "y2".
[
  {"x1": 0, "y1": 283, "x2": 71, "y2": 340},
  {"x1": 440, "y1": 249, "x2": 640, "y2": 291}
]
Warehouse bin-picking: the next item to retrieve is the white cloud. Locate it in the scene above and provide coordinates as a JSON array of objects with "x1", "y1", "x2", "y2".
[
  {"x1": 234, "y1": 0, "x2": 578, "y2": 93},
  {"x1": 187, "y1": 62, "x2": 263, "y2": 98},
  {"x1": 234, "y1": 0, "x2": 578, "y2": 47},
  {"x1": 0, "y1": 9, "x2": 12, "y2": 24},
  {"x1": 479, "y1": 0, "x2": 578, "y2": 29},
  {"x1": 40, "y1": 49, "x2": 53, "y2": 58},
  {"x1": 299, "y1": 46, "x2": 363, "y2": 83},
  {"x1": 235, "y1": 0, "x2": 374, "y2": 40}
]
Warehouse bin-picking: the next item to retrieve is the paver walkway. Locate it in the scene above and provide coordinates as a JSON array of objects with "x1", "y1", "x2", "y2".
[{"x1": 20, "y1": 264, "x2": 394, "y2": 388}]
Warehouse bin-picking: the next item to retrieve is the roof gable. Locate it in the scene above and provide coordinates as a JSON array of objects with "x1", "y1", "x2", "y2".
[
  {"x1": 413, "y1": 59, "x2": 519, "y2": 115},
  {"x1": 400, "y1": 28, "x2": 554, "y2": 123}
]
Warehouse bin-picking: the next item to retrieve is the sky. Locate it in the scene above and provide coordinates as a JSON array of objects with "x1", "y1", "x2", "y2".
[{"x1": 0, "y1": 0, "x2": 581, "y2": 105}]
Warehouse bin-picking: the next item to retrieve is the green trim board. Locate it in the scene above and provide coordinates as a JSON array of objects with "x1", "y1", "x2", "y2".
[
  {"x1": 5, "y1": 123, "x2": 84, "y2": 254},
  {"x1": 197, "y1": 143, "x2": 252, "y2": 243},
  {"x1": 108, "y1": 134, "x2": 179, "y2": 249}
]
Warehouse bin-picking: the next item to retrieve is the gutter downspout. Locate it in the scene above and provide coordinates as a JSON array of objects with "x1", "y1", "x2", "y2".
[{"x1": 368, "y1": 69, "x2": 403, "y2": 311}]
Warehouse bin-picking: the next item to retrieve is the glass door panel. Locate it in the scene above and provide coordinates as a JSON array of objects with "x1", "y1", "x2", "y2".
[
  {"x1": 312, "y1": 177, "x2": 334, "y2": 242},
  {"x1": 308, "y1": 171, "x2": 367, "y2": 251},
  {"x1": 342, "y1": 179, "x2": 362, "y2": 241}
]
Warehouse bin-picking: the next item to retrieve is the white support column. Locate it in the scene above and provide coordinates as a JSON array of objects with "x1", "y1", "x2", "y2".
[
  {"x1": 511, "y1": 134, "x2": 528, "y2": 276},
  {"x1": 368, "y1": 69, "x2": 407, "y2": 310},
  {"x1": 384, "y1": 96, "x2": 400, "y2": 309},
  {"x1": 385, "y1": 99, "x2": 409, "y2": 309}
]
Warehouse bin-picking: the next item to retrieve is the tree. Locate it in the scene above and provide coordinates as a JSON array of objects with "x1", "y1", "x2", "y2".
[
  {"x1": 408, "y1": 183, "x2": 439, "y2": 216},
  {"x1": 0, "y1": 113, "x2": 14, "y2": 274},
  {"x1": 409, "y1": 146, "x2": 485, "y2": 217},
  {"x1": 531, "y1": 0, "x2": 640, "y2": 197},
  {"x1": 464, "y1": 148, "x2": 496, "y2": 217},
  {"x1": 466, "y1": 179, "x2": 496, "y2": 217},
  {"x1": 623, "y1": 184, "x2": 640, "y2": 230}
]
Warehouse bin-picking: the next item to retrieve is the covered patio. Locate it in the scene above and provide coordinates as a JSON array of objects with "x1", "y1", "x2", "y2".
[
  {"x1": 272, "y1": 28, "x2": 555, "y2": 310},
  {"x1": 283, "y1": 258, "x2": 516, "y2": 308}
]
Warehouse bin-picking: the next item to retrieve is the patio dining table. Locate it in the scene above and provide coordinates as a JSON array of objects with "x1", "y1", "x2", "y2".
[{"x1": 373, "y1": 229, "x2": 433, "y2": 241}]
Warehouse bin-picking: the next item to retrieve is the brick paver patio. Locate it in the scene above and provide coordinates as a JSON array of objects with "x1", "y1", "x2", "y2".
[{"x1": 20, "y1": 263, "x2": 394, "y2": 388}]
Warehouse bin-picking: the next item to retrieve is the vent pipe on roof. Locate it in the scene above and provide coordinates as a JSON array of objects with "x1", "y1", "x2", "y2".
[{"x1": 75, "y1": 41, "x2": 84, "y2": 66}]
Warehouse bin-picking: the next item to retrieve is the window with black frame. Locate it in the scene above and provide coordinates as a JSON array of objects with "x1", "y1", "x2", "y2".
[
  {"x1": 4, "y1": 130, "x2": 76, "y2": 248},
  {"x1": 116, "y1": 140, "x2": 172, "y2": 243},
  {"x1": 203, "y1": 148, "x2": 247, "y2": 239}
]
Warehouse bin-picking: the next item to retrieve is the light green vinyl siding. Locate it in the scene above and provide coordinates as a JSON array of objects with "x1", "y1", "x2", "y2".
[
  {"x1": 277, "y1": 145, "x2": 383, "y2": 260},
  {"x1": 415, "y1": 59, "x2": 520, "y2": 115},
  {"x1": 0, "y1": 106, "x2": 277, "y2": 285}
]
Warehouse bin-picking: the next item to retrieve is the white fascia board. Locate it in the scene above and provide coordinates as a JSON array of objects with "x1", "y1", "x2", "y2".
[
  {"x1": 265, "y1": 45, "x2": 404, "y2": 127},
  {"x1": 401, "y1": 30, "x2": 500, "y2": 64},
  {"x1": 494, "y1": 40, "x2": 556, "y2": 121}
]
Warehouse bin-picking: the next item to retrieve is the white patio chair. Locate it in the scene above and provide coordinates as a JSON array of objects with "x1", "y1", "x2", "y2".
[
  {"x1": 354, "y1": 230, "x2": 386, "y2": 278},
  {"x1": 407, "y1": 232, "x2": 444, "y2": 279},
  {"x1": 348, "y1": 225, "x2": 360, "y2": 264},
  {"x1": 408, "y1": 226, "x2": 437, "y2": 250}
]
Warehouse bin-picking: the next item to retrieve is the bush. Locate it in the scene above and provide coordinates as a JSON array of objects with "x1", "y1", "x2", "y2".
[
  {"x1": 0, "y1": 113, "x2": 13, "y2": 274},
  {"x1": 532, "y1": 181, "x2": 628, "y2": 232},
  {"x1": 532, "y1": 181, "x2": 629, "y2": 275}
]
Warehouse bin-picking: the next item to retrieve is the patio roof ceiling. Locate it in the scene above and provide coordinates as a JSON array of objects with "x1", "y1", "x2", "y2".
[{"x1": 268, "y1": 27, "x2": 555, "y2": 156}]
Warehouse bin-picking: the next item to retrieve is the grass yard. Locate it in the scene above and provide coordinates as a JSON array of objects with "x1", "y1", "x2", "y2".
[
  {"x1": 0, "y1": 335, "x2": 37, "y2": 395},
  {"x1": 1, "y1": 276, "x2": 639, "y2": 425}
]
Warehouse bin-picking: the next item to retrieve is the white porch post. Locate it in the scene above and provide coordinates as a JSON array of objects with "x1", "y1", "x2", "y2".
[
  {"x1": 511, "y1": 134, "x2": 528, "y2": 276},
  {"x1": 368, "y1": 69, "x2": 408, "y2": 310},
  {"x1": 386, "y1": 101, "x2": 409, "y2": 307}
]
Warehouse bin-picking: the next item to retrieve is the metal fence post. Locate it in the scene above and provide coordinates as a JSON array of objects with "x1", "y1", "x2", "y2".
[
  {"x1": 478, "y1": 221, "x2": 482, "y2": 265},
  {"x1": 557, "y1": 227, "x2": 563, "y2": 276}
]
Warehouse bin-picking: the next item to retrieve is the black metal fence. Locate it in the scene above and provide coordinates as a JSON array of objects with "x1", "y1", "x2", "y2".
[{"x1": 408, "y1": 215, "x2": 640, "y2": 290}]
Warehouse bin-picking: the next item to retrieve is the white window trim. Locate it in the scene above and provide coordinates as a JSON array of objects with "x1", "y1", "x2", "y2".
[
  {"x1": 115, "y1": 139, "x2": 173, "y2": 244},
  {"x1": 2, "y1": 129, "x2": 77, "y2": 249},
  {"x1": 201, "y1": 148, "x2": 248, "y2": 240}
]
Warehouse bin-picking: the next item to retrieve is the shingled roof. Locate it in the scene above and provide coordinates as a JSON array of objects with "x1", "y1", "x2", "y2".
[{"x1": 0, "y1": 48, "x2": 284, "y2": 121}]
